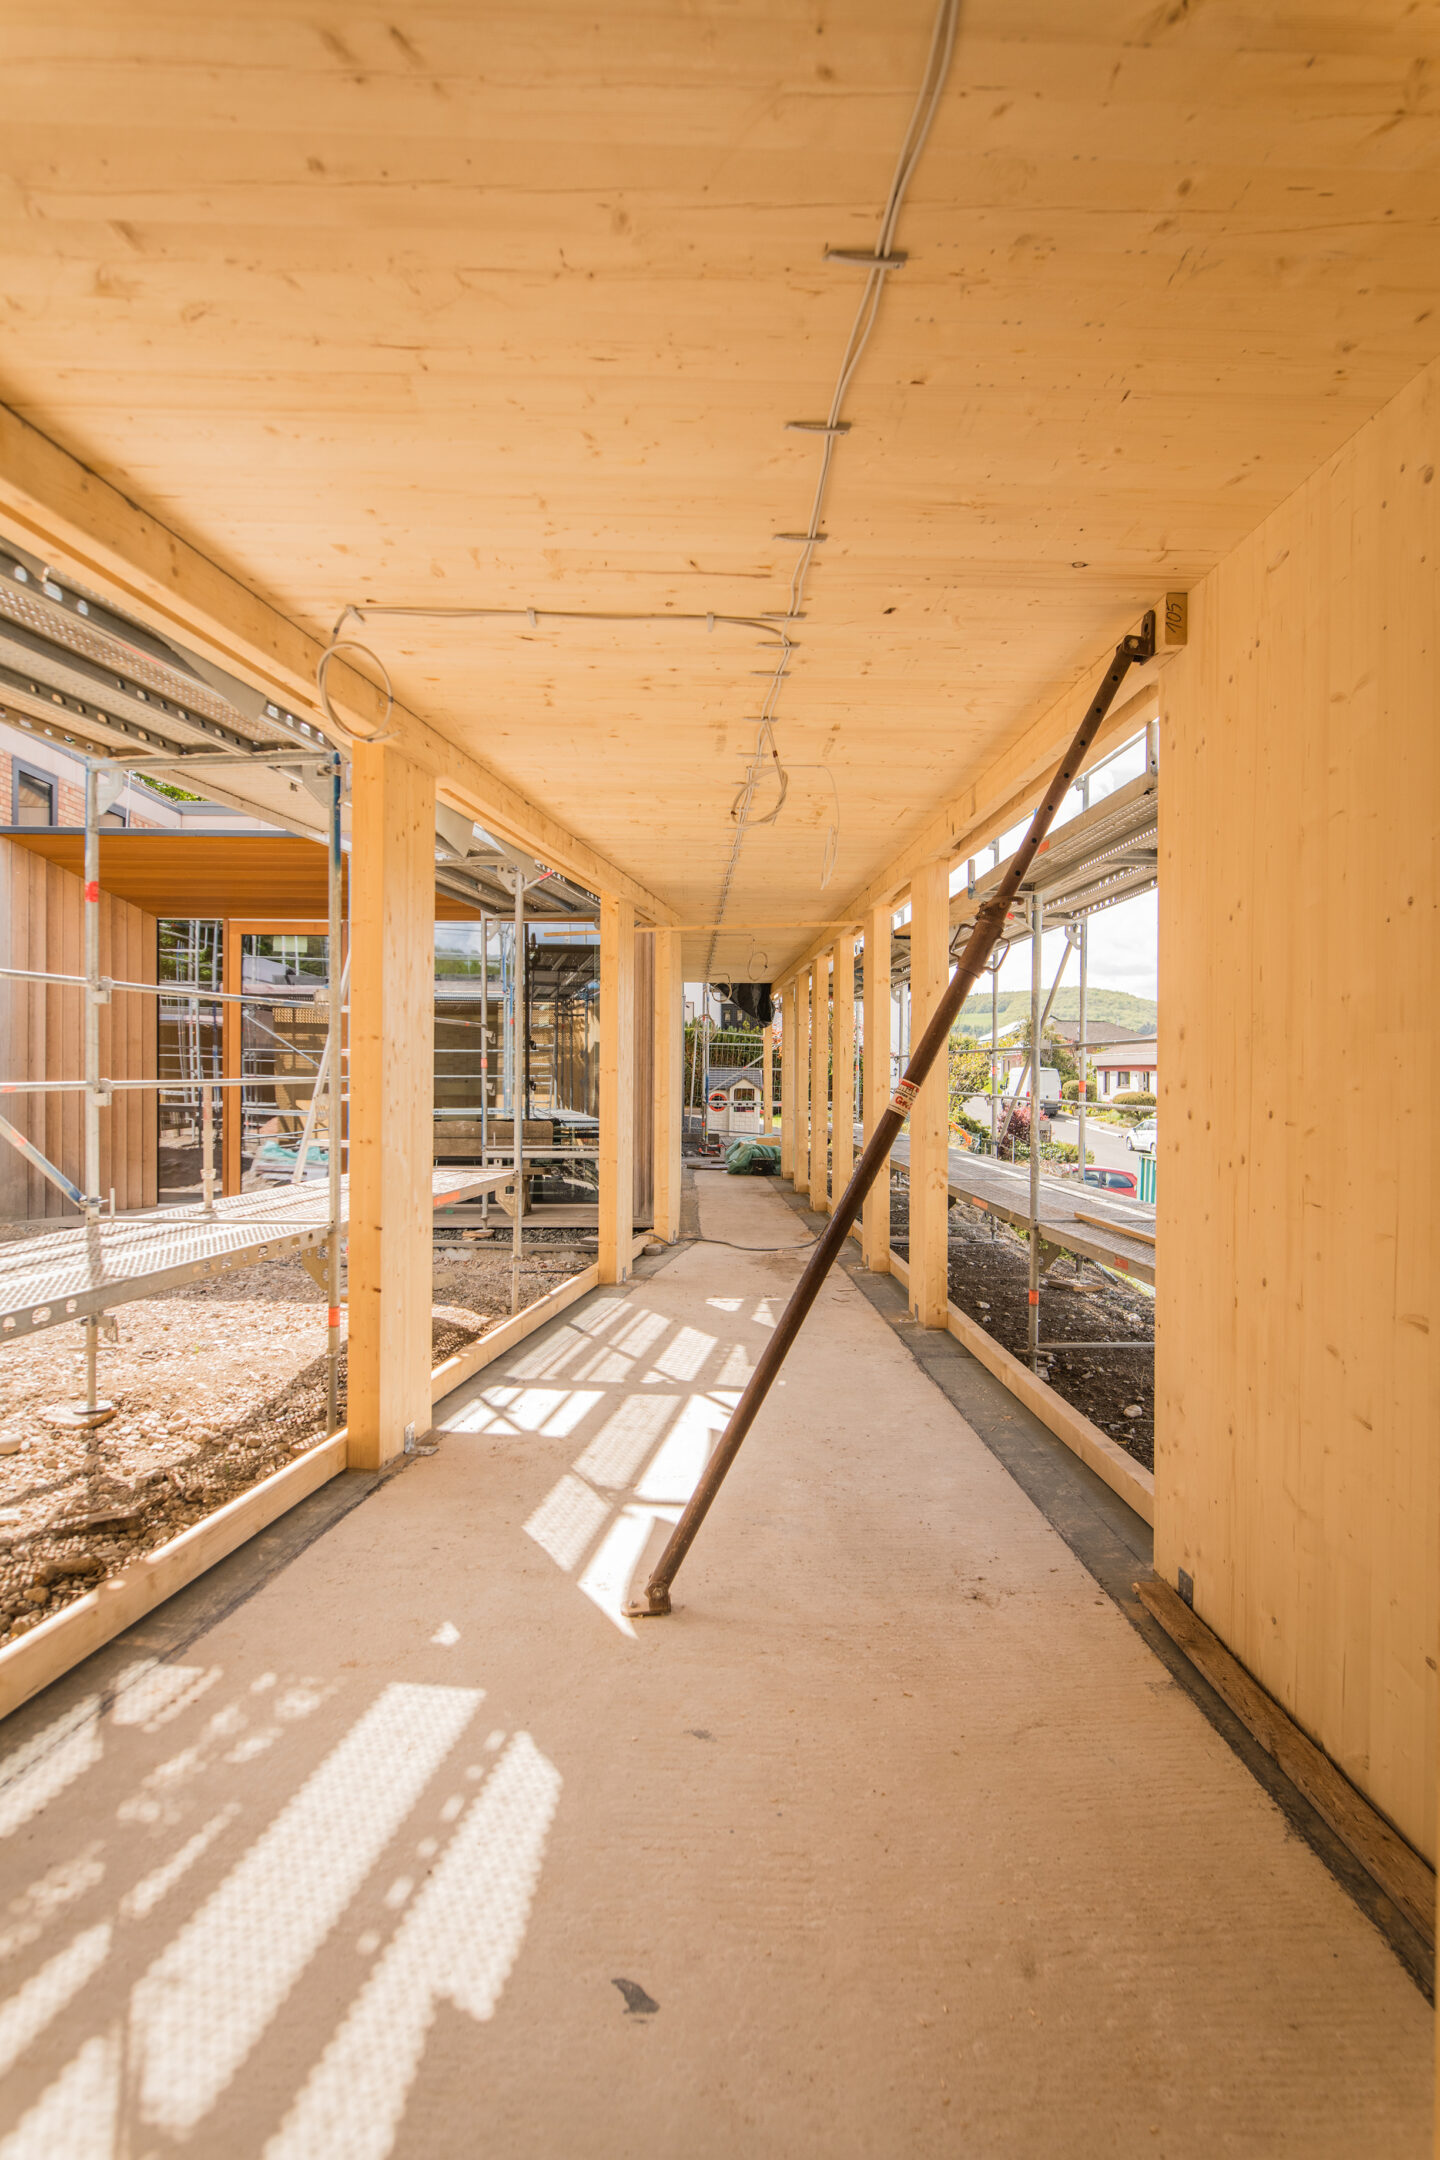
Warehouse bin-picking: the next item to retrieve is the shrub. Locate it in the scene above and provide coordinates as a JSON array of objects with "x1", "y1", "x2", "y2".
[
  {"x1": 1062, "y1": 1079, "x2": 1098, "y2": 1102},
  {"x1": 1110, "y1": 1089, "x2": 1156, "y2": 1107},
  {"x1": 950, "y1": 1108, "x2": 990, "y2": 1142}
]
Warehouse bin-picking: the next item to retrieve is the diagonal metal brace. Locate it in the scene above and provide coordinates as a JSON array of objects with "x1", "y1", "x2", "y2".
[{"x1": 627, "y1": 613, "x2": 1156, "y2": 1617}]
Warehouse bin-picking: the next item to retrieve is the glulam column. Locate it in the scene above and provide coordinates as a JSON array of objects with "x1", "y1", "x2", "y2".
[
  {"x1": 599, "y1": 896, "x2": 636, "y2": 1282},
  {"x1": 651, "y1": 928, "x2": 682, "y2": 1244},
  {"x1": 793, "y1": 967, "x2": 811, "y2": 1198},
  {"x1": 810, "y1": 950, "x2": 831, "y2": 1211},
  {"x1": 861, "y1": 904, "x2": 892, "y2": 1272},
  {"x1": 907, "y1": 859, "x2": 950, "y2": 1328},
  {"x1": 347, "y1": 741, "x2": 436, "y2": 1469},
  {"x1": 779, "y1": 984, "x2": 796, "y2": 1177},
  {"x1": 831, "y1": 931, "x2": 855, "y2": 1201}
]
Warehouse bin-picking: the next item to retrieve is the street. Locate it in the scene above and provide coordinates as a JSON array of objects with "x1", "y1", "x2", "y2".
[{"x1": 1048, "y1": 1113, "x2": 1148, "y2": 1177}]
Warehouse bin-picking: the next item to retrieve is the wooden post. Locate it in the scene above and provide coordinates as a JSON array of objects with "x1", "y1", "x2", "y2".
[
  {"x1": 810, "y1": 949, "x2": 831, "y2": 1211},
  {"x1": 831, "y1": 932, "x2": 855, "y2": 1201},
  {"x1": 762, "y1": 1022, "x2": 774, "y2": 1145},
  {"x1": 779, "y1": 984, "x2": 796, "y2": 1178},
  {"x1": 793, "y1": 967, "x2": 811, "y2": 1197},
  {"x1": 599, "y1": 895, "x2": 636, "y2": 1282},
  {"x1": 651, "y1": 927, "x2": 682, "y2": 1243},
  {"x1": 861, "y1": 904, "x2": 891, "y2": 1272},
  {"x1": 907, "y1": 859, "x2": 950, "y2": 1328},
  {"x1": 347, "y1": 742, "x2": 436, "y2": 1469}
]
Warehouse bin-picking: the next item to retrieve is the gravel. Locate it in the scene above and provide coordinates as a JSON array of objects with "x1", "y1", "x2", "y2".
[{"x1": 0, "y1": 1220, "x2": 596, "y2": 1649}]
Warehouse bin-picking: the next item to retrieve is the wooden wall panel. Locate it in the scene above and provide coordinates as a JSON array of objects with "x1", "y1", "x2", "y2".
[
  {"x1": 1156, "y1": 356, "x2": 1439, "y2": 1860},
  {"x1": 0, "y1": 838, "x2": 156, "y2": 1217}
]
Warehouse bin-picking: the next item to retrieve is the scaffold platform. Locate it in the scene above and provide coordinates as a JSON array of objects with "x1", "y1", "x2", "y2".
[
  {"x1": 889, "y1": 1136, "x2": 1156, "y2": 1285},
  {"x1": 0, "y1": 1167, "x2": 510, "y2": 1343}
]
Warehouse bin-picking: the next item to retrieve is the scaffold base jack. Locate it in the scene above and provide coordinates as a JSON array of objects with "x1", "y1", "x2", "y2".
[{"x1": 625, "y1": 612, "x2": 1157, "y2": 1619}]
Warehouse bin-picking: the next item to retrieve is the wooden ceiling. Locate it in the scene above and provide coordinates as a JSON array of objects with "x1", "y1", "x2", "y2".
[{"x1": 0, "y1": 2, "x2": 1436, "y2": 974}]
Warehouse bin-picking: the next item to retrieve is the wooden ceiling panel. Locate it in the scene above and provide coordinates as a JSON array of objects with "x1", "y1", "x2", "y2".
[{"x1": 0, "y1": 0, "x2": 1436, "y2": 972}]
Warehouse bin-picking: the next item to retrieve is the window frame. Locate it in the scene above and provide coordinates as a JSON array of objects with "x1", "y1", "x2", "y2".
[{"x1": 11, "y1": 759, "x2": 57, "y2": 828}]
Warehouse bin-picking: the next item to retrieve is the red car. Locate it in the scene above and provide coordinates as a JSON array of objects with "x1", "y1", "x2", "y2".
[{"x1": 1081, "y1": 1167, "x2": 1138, "y2": 1195}]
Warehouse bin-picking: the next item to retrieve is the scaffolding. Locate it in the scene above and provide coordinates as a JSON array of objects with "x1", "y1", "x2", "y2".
[
  {"x1": 0, "y1": 744, "x2": 352, "y2": 1429},
  {"x1": 889, "y1": 731, "x2": 1160, "y2": 1369}
]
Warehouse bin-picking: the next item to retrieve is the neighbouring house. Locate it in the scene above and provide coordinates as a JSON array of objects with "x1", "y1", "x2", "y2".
[{"x1": 1088, "y1": 1035, "x2": 1159, "y2": 1096}]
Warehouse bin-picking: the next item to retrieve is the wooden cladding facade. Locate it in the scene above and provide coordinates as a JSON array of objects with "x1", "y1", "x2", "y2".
[
  {"x1": 1156, "y1": 357, "x2": 1439, "y2": 1862},
  {"x1": 0, "y1": 837, "x2": 158, "y2": 1218}
]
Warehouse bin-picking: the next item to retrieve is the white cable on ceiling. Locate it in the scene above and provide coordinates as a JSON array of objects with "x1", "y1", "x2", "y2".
[{"x1": 706, "y1": 0, "x2": 961, "y2": 979}]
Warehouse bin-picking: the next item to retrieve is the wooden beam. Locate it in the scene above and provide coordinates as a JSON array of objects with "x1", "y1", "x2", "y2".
[
  {"x1": 793, "y1": 967, "x2": 811, "y2": 1199},
  {"x1": 831, "y1": 931, "x2": 855, "y2": 1201},
  {"x1": 651, "y1": 927, "x2": 682, "y2": 1244},
  {"x1": 809, "y1": 950, "x2": 831, "y2": 1212},
  {"x1": 0, "y1": 402, "x2": 675, "y2": 925},
  {"x1": 598, "y1": 895, "x2": 636, "y2": 1282},
  {"x1": 779, "y1": 984, "x2": 796, "y2": 1180},
  {"x1": 906, "y1": 858, "x2": 950, "y2": 1329},
  {"x1": 861, "y1": 904, "x2": 891, "y2": 1274},
  {"x1": 346, "y1": 743, "x2": 436, "y2": 1469}
]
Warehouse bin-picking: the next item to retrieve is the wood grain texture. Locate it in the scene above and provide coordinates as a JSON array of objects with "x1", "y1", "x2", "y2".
[
  {"x1": 906, "y1": 858, "x2": 950, "y2": 1328},
  {"x1": 809, "y1": 948, "x2": 831, "y2": 1212},
  {"x1": 779, "y1": 983, "x2": 795, "y2": 1180},
  {"x1": 861, "y1": 906, "x2": 892, "y2": 1274},
  {"x1": 651, "y1": 927, "x2": 682, "y2": 1243},
  {"x1": 793, "y1": 966, "x2": 811, "y2": 1200},
  {"x1": 1156, "y1": 357, "x2": 1439, "y2": 1861},
  {"x1": 1136, "y1": 1579, "x2": 1435, "y2": 1951},
  {"x1": 0, "y1": 7, "x2": 1435, "y2": 974},
  {"x1": 0, "y1": 836, "x2": 156, "y2": 1214},
  {"x1": 346, "y1": 742, "x2": 436, "y2": 1468},
  {"x1": 831, "y1": 931, "x2": 856, "y2": 1199},
  {"x1": 598, "y1": 894, "x2": 635, "y2": 1282}
]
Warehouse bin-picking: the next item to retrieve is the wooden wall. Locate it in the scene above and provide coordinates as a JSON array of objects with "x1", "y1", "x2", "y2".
[
  {"x1": 0, "y1": 838, "x2": 157, "y2": 1218},
  {"x1": 1156, "y1": 359, "x2": 1439, "y2": 1860}
]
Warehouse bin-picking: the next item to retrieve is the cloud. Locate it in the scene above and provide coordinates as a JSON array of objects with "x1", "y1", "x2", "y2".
[{"x1": 994, "y1": 888, "x2": 1157, "y2": 1002}]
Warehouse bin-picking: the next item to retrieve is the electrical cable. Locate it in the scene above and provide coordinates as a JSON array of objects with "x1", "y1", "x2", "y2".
[{"x1": 705, "y1": 0, "x2": 961, "y2": 975}]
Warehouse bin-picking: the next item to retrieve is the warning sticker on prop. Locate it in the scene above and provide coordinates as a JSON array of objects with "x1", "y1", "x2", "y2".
[{"x1": 889, "y1": 1078, "x2": 920, "y2": 1117}]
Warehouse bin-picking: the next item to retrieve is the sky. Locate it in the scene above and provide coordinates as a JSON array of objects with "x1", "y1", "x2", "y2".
[{"x1": 984, "y1": 730, "x2": 1157, "y2": 1003}]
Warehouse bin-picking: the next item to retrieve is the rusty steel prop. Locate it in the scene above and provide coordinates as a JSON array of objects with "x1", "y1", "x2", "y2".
[{"x1": 627, "y1": 612, "x2": 1156, "y2": 1617}]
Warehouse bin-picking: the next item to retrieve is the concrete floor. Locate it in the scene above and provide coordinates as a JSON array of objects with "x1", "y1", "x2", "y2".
[{"x1": 0, "y1": 1172, "x2": 1429, "y2": 2158}]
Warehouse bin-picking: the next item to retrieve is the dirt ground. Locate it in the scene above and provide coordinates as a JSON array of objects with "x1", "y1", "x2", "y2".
[
  {"x1": 0, "y1": 1221, "x2": 594, "y2": 1650},
  {"x1": 888, "y1": 1183, "x2": 1154, "y2": 1470}
]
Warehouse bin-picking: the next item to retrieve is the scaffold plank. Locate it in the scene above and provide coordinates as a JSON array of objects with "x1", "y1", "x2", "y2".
[{"x1": 0, "y1": 1168, "x2": 506, "y2": 1342}]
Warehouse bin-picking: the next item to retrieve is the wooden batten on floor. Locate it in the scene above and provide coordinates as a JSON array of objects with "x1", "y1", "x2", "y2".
[
  {"x1": 1136, "y1": 1578, "x2": 1436, "y2": 1953},
  {"x1": 884, "y1": 1245, "x2": 1155, "y2": 1526}
]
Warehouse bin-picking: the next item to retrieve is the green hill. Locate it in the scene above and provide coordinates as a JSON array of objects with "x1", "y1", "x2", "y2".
[{"x1": 955, "y1": 987, "x2": 1156, "y2": 1038}]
